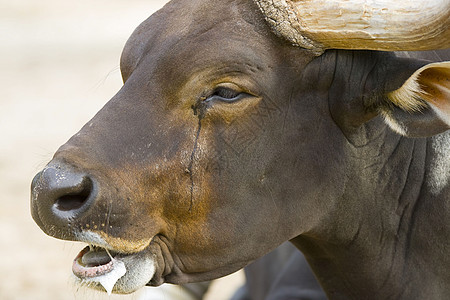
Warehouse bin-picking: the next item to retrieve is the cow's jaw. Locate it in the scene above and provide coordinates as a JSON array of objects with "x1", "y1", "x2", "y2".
[{"x1": 72, "y1": 231, "x2": 156, "y2": 294}]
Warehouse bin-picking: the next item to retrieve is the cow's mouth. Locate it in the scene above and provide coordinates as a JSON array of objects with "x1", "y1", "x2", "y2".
[
  {"x1": 71, "y1": 240, "x2": 157, "y2": 295},
  {"x1": 73, "y1": 245, "x2": 117, "y2": 278},
  {"x1": 72, "y1": 245, "x2": 127, "y2": 294}
]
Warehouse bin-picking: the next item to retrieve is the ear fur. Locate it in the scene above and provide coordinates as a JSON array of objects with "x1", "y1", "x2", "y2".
[{"x1": 382, "y1": 62, "x2": 450, "y2": 137}]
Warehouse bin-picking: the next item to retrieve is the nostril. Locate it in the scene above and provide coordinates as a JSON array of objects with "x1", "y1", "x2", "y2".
[
  {"x1": 52, "y1": 176, "x2": 94, "y2": 214},
  {"x1": 31, "y1": 162, "x2": 98, "y2": 232},
  {"x1": 55, "y1": 189, "x2": 91, "y2": 212}
]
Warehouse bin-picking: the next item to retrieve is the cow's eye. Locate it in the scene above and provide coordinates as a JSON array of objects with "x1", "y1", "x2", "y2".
[{"x1": 206, "y1": 87, "x2": 247, "y2": 103}]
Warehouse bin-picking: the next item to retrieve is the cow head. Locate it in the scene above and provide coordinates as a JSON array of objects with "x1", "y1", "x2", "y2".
[{"x1": 31, "y1": 0, "x2": 450, "y2": 295}]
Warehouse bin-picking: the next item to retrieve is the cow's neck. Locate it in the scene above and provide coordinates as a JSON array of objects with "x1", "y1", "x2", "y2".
[{"x1": 292, "y1": 126, "x2": 450, "y2": 299}]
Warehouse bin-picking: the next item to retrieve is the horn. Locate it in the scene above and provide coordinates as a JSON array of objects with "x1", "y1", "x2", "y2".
[{"x1": 254, "y1": 0, "x2": 450, "y2": 53}]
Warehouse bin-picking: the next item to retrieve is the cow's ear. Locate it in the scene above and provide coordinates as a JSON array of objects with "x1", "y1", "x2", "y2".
[{"x1": 381, "y1": 62, "x2": 450, "y2": 137}]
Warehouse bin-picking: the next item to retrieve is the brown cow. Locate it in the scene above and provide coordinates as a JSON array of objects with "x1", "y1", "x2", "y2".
[{"x1": 31, "y1": 0, "x2": 450, "y2": 298}]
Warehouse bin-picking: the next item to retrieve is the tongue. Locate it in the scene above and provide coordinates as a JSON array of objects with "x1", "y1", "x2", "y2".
[{"x1": 82, "y1": 249, "x2": 111, "y2": 266}]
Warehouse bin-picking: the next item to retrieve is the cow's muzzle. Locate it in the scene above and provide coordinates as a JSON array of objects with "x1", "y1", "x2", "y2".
[
  {"x1": 30, "y1": 160, "x2": 97, "y2": 237},
  {"x1": 30, "y1": 161, "x2": 159, "y2": 294}
]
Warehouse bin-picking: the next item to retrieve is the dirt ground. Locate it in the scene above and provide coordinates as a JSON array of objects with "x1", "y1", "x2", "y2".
[{"x1": 0, "y1": 0, "x2": 243, "y2": 299}]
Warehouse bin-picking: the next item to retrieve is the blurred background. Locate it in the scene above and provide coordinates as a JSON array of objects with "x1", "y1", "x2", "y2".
[{"x1": 0, "y1": 0, "x2": 243, "y2": 299}]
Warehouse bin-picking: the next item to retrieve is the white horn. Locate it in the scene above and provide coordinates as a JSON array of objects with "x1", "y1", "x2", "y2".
[{"x1": 254, "y1": 0, "x2": 450, "y2": 53}]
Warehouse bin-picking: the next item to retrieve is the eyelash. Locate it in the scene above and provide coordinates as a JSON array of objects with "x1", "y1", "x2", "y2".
[
  {"x1": 206, "y1": 87, "x2": 247, "y2": 103},
  {"x1": 212, "y1": 87, "x2": 240, "y2": 99}
]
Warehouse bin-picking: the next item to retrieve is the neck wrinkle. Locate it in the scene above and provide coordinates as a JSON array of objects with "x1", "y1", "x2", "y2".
[{"x1": 293, "y1": 134, "x2": 429, "y2": 299}]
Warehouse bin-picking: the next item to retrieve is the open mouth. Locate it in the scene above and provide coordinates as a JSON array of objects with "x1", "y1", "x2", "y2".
[
  {"x1": 73, "y1": 245, "x2": 117, "y2": 277},
  {"x1": 72, "y1": 245, "x2": 127, "y2": 294}
]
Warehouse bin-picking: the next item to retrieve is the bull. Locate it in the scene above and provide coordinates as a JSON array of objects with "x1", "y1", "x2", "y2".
[{"x1": 31, "y1": 0, "x2": 450, "y2": 299}]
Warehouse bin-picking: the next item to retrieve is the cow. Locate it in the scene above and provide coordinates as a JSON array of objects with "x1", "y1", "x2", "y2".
[{"x1": 30, "y1": 0, "x2": 450, "y2": 299}]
